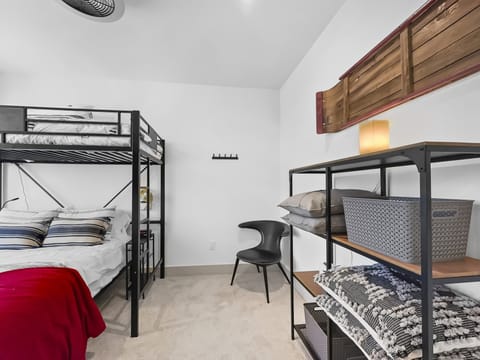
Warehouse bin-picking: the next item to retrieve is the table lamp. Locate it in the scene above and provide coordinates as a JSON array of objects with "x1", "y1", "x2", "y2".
[{"x1": 359, "y1": 120, "x2": 390, "y2": 154}]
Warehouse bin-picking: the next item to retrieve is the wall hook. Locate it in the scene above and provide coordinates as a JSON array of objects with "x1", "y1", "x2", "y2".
[{"x1": 212, "y1": 153, "x2": 239, "y2": 160}]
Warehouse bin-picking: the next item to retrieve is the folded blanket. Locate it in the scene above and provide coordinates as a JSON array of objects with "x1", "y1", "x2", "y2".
[
  {"x1": 315, "y1": 264, "x2": 480, "y2": 359},
  {"x1": 0, "y1": 267, "x2": 105, "y2": 360}
]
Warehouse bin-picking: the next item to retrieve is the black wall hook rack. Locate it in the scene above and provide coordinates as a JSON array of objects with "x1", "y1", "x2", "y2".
[{"x1": 212, "y1": 153, "x2": 239, "y2": 160}]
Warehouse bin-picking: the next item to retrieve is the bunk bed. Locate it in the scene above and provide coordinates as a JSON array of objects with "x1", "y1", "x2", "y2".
[
  {"x1": 0, "y1": 105, "x2": 166, "y2": 338},
  {"x1": 287, "y1": 142, "x2": 480, "y2": 360}
]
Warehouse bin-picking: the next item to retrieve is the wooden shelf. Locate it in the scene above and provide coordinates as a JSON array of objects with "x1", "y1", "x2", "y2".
[
  {"x1": 293, "y1": 271, "x2": 323, "y2": 297},
  {"x1": 331, "y1": 234, "x2": 480, "y2": 280}
]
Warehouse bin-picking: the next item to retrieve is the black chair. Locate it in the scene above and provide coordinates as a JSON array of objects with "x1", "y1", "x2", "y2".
[{"x1": 230, "y1": 220, "x2": 290, "y2": 303}]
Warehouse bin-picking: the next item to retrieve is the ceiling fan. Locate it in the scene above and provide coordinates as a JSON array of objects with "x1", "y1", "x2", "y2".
[{"x1": 58, "y1": 0, "x2": 125, "y2": 21}]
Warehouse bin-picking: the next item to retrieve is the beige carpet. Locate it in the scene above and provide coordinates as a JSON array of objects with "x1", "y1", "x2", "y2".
[{"x1": 87, "y1": 267, "x2": 309, "y2": 360}]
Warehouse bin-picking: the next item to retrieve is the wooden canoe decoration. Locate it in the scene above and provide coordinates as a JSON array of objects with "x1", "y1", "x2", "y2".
[{"x1": 317, "y1": 0, "x2": 480, "y2": 134}]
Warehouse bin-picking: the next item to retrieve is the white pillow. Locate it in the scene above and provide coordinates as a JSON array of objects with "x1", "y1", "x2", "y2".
[
  {"x1": 108, "y1": 209, "x2": 131, "y2": 240},
  {"x1": 57, "y1": 207, "x2": 116, "y2": 219},
  {"x1": 32, "y1": 122, "x2": 117, "y2": 134},
  {"x1": 32, "y1": 122, "x2": 82, "y2": 133},
  {"x1": 27, "y1": 109, "x2": 93, "y2": 121},
  {"x1": 79, "y1": 124, "x2": 117, "y2": 134},
  {"x1": 0, "y1": 209, "x2": 58, "y2": 223}
]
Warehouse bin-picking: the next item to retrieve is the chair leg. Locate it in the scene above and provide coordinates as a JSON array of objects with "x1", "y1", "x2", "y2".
[
  {"x1": 262, "y1": 266, "x2": 270, "y2": 304},
  {"x1": 277, "y1": 263, "x2": 290, "y2": 284},
  {"x1": 230, "y1": 258, "x2": 239, "y2": 286},
  {"x1": 256, "y1": 264, "x2": 260, "y2": 273}
]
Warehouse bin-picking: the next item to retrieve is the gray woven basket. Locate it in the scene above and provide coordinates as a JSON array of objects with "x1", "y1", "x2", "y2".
[{"x1": 343, "y1": 197, "x2": 473, "y2": 264}]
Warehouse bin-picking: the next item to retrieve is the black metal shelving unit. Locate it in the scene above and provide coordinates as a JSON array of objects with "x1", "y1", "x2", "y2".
[
  {"x1": 288, "y1": 141, "x2": 480, "y2": 360},
  {"x1": 0, "y1": 105, "x2": 166, "y2": 338}
]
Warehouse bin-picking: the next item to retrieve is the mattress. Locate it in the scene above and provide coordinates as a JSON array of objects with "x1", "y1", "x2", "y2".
[
  {"x1": 3, "y1": 133, "x2": 163, "y2": 161},
  {"x1": 0, "y1": 236, "x2": 128, "y2": 296}
]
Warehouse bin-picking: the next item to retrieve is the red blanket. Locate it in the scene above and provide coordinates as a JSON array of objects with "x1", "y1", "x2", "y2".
[{"x1": 0, "y1": 267, "x2": 106, "y2": 360}]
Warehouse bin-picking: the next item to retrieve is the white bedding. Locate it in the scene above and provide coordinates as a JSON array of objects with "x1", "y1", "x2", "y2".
[
  {"x1": 0, "y1": 237, "x2": 128, "y2": 296},
  {"x1": 4, "y1": 134, "x2": 163, "y2": 160}
]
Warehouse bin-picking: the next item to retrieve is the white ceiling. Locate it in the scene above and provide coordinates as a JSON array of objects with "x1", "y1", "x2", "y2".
[{"x1": 0, "y1": 0, "x2": 345, "y2": 89}]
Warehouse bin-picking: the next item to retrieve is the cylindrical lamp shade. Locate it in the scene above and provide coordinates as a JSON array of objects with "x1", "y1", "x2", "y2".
[{"x1": 359, "y1": 120, "x2": 390, "y2": 154}]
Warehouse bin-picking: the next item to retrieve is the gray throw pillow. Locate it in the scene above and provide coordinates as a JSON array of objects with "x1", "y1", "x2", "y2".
[
  {"x1": 278, "y1": 189, "x2": 379, "y2": 218},
  {"x1": 281, "y1": 213, "x2": 346, "y2": 234}
]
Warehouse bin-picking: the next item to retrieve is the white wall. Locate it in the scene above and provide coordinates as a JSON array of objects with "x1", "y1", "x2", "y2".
[
  {"x1": 280, "y1": 0, "x2": 480, "y2": 299},
  {"x1": 1, "y1": 0, "x2": 478, "y2": 299},
  {"x1": 0, "y1": 74, "x2": 280, "y2": 267}
]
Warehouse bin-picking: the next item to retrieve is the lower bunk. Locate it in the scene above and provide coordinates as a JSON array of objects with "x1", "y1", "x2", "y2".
[
  {"x1": 0, "y1": 229, "x2": 128, "y2": 296},
  {"x1": 0, "y1": 207, "x2": 156, "y2": 359}
]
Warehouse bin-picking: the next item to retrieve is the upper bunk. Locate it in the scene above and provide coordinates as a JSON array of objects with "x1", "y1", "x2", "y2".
[{"x1": 0, "y1": 105, "x2": 164, "y2": 165}]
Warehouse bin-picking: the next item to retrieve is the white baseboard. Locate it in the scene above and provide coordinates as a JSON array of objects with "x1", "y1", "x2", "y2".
[{"x1": 165, "y1": 263, "x2": 282, "y2": 276}]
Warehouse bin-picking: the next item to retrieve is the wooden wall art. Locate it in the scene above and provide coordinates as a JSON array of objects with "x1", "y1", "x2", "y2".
[{"x1": 316, "y1": 0, "x2": 480, "y2": 134}]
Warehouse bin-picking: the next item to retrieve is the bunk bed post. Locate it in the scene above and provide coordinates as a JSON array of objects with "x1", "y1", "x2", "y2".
[
  {"x1": 160, "y1": 138, "x2": 165, "y2": 279},
  {"x1": 419, "y1": 150, "x2": 433, "y2": 359},
  {"x1": 0, "y1": 162, "x2": 3, "y2": 207},
  {"x1": 147, "y1": 159, "x2": 150, "y2": 281},
  {"x1": 130, "y1": 110, "x2": 141, "y2": 337},
  {"x1": 289, "y1": 171, "x2": 294, "y2": 340}
]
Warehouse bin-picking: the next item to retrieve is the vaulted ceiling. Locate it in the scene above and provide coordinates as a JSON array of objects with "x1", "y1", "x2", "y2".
[{"x1": 0, "y1": 0, "x2": 345, "y2": 88}]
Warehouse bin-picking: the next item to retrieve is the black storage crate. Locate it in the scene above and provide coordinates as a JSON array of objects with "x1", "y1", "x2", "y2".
[{"x1": 303, "y1": 303, "x2": 365, "y2": 360}]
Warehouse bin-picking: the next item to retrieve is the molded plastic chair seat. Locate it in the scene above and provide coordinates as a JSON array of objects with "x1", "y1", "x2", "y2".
[
  {"x1": 230, "y1": 220, "x2": 290, "y2": 303},
  {"x1": 237, "y1": 248, "x2": 281, "y2": 265}
]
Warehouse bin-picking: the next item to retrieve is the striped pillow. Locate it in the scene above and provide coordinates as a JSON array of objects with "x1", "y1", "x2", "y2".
[
  {"x1": 0, "y1": 222, "x2": 49, "y2": 250},
  {"x1": 43, "y1": 217, "x2": 110, "y2": 247}
]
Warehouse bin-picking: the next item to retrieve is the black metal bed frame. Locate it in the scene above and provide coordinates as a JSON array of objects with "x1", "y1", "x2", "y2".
[
  {"x1": 0, "y1": 105, "x2": 166, "y2": 337},
  {"x1": 288, "y1": 141, "x2": 480, "y2": 360}
]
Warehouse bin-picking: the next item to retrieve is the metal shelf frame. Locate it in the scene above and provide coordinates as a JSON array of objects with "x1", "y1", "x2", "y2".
[{"x1": 289, "y1": 141, "x2": 480, "y2": 360}]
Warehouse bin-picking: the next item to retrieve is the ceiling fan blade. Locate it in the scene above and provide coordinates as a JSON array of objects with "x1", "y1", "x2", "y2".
[{"x1": 61, "y1": 0, "x2": 115, "y2": 18}]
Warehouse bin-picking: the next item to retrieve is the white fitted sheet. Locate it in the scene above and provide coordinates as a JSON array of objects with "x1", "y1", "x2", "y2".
[
  {"x1": 4, "y1": 134, "x2": 163, "y2": 161},
  {"x1": 0, "y1": 237, "x2": 128, "y2": 296}
]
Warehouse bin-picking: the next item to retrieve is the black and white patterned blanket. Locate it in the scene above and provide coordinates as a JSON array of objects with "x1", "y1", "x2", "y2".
[{"x1": 315, "y1": 264, "x2": 480, "y2": 359}]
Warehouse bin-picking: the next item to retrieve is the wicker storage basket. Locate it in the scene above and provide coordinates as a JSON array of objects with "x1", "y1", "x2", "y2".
[{"x1": 343, "y1": 197, "x2": 473, "y2": 264}]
